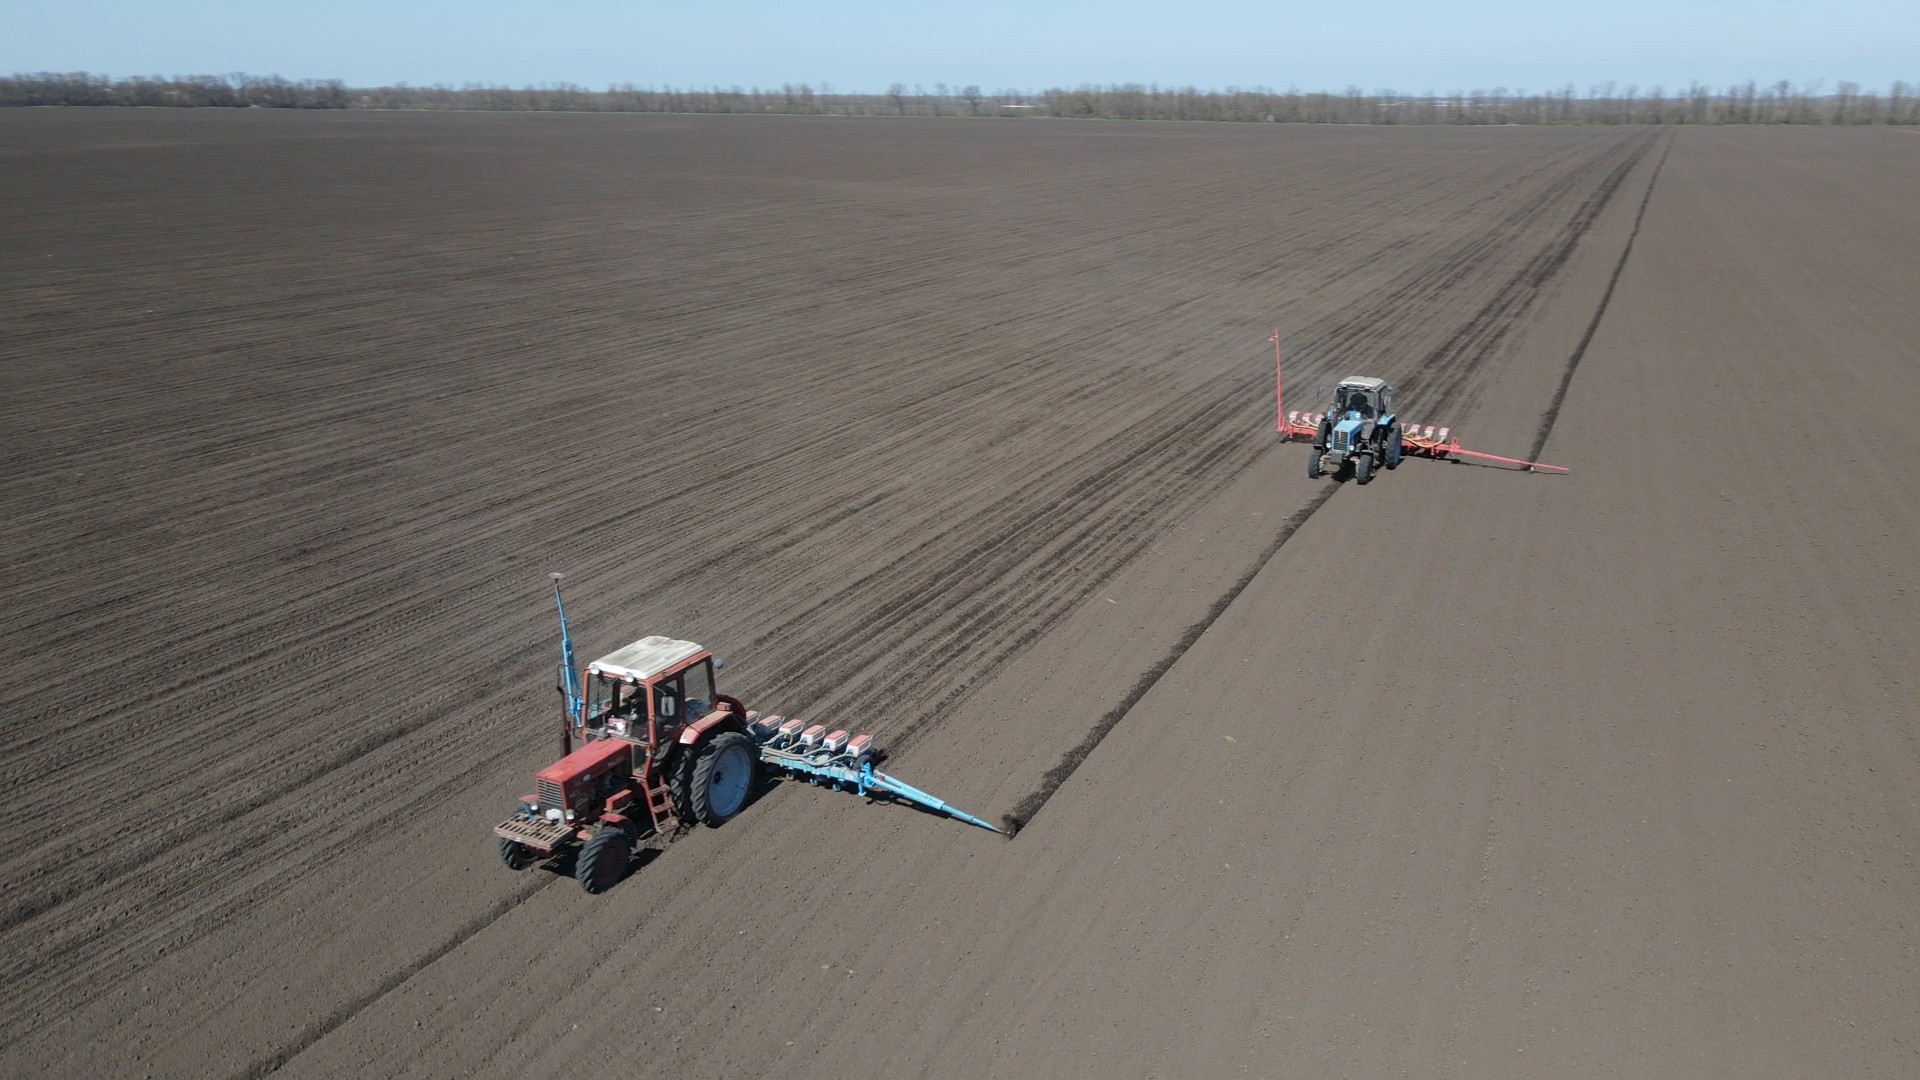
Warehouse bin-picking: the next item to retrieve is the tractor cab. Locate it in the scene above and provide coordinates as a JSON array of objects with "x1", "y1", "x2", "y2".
[
  {"x1": 578, "y1": 636, "x2": 718, "y2": 747},
  {"x1": 1333, "y1": 377, "x2": 1391, "y2": 420}
]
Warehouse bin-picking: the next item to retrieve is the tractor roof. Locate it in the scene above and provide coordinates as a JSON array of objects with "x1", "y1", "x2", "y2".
[
  {"x1": 587, "y1": 636, "x2": 707, "y2": 683},
  {"x1": 1338, "y1": 376, "x2": 1389, "y2": 391}
]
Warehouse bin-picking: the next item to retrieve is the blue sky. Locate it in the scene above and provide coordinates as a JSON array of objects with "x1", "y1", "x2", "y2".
[{"x1": 5, "y1": 0, "x2": 1915, "y2": 93}]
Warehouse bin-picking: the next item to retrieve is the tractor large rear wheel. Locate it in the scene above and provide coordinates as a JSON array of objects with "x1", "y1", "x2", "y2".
[
  {"x1": 1354, "y1": 452, "x2": 1374, "y2": 486},
  {"x1": 689, "y1": 731, "x2": 758, "y2": 827},
  {"x1": 498, "y1": 836, "x2": 536, "y2": 872},
  {"x1": 575, "y1": 827, "x2": 631, "y2": 894}
]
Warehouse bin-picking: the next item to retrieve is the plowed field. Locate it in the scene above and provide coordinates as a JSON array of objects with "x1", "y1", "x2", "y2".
[{"x1": 2, "y1": 111, "x2": 1915, "y2": 1077}]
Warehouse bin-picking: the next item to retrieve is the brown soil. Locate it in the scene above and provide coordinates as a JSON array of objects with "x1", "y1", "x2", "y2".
[{"x1": 2, "y1": 112, "x2": 1914, "y2": 1078}]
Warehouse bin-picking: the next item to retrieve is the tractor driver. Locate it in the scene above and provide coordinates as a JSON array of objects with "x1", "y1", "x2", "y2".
[
  {"x1": 606, "y1": 683, "x2": 646, "y2": 737},
  {"x1": 1344, "y1": 391, "x2": 1373, "y2": 420}
]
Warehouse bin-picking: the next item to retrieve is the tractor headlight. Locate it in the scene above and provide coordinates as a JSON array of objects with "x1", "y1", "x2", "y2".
[
  {"x1": 564, "y1": 809, "x2": 576, "y2": 823},
  {"x1": 544, "y1": 807, "x2": 563, "y2": 822}
]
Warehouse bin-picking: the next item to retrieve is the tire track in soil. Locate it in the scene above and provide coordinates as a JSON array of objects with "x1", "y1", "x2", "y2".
[
  {"x1": 1528, "y1": 130, "x2": 1675, "y2": 462},
  {"x1": 255, "y1": 127, "x2": 1658, "y2": 1076},
  {"x1": 1398, "y1": 129, "x2": 1658, "y2": 412},
  {"x1": 204, "y1": 144, "x2": 1657, "y2": 1053},
  {"x1": 238, "y1": 874, "x2": 556, "y2": 1079},
  {"x1": 764, "y1": 129, "x2": 1658, "y2": 755},
  {"x1": 0, "y1": 120, "x2": 1652, "y2": 1068},
  {"x1": 1000, "y1": 128, "x2": 1661, "y2": 833},
  {"x1": 212, "y1": 128, "x2": 1650, "y2": 1073},
  {"x1": 1001, "y1": 483, "x2": 1341, "y2": 831}
]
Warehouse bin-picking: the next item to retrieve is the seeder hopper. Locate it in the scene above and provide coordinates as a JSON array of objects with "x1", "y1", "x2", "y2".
[
  {"x1": 1270, "y1": 329, "x2": 1569, "y2": 476},
  {"x1": 746, "y1": 714, "x2": 1001, "y2": 832}
]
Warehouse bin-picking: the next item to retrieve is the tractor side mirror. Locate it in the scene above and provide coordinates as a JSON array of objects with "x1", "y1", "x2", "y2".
[
  {"x1": 659, "y1": 696, "x2": 677, "y2": 718},
  {"x1": 713, "y1": 657, "x2": 726, "y2": 671}
]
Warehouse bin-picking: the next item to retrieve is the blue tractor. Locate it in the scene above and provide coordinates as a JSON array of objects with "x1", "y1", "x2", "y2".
[{"x1": 1309, "y1": 377, "x2": 1403, "y2": 485}]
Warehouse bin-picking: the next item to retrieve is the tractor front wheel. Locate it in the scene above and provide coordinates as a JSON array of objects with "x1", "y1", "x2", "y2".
[
  {"x1": 1354, "y1": 452, "x2": 1374, "y2": 486},
  {"x1": 575, "y1": 827, "x2": 632, "y2": 894},
  {"x1": 1307, "y1": 450, "x2": 1322, "y2": 479},
  {"x1": 498, "y1": 836, "x2": 536, "y2": 872},
  {"x1": 689, "y1": 731, "x2": 759, "y2": 827},
  {"x1": 1385, "y1": 427, "x2": 1403, "y2": 469}
]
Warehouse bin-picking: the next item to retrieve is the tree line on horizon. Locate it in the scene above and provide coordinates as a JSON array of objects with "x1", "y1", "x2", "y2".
[{"x1": 4, "y1": 72, "x2": 1917, "y2": 125}]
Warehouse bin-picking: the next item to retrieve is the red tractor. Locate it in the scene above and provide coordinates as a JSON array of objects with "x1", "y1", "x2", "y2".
[
  {"x1": 495, "y1": 588, "x2": 761, "y2": 892},
  {"x1": 496, "y1": 575, "x2": 1007, "y2": 893}
]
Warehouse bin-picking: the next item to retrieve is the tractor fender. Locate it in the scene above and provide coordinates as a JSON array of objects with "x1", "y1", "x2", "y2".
[{"x1": 675, "y1": 695, "x2": 749, "y2": 745}]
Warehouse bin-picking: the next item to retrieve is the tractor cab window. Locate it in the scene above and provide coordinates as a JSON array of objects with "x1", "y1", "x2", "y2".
[
  {"x1": 681, "y1": 661, "x2": 715, "y2": 723},
  {"x1": 584, "y1": 674, "x2": 645, "y2": 738},
  {"x1": 1341, "y1": 389, "x2": 1375, "y2": 418},
  {"x1": 585, "y1": 673, "x2": 618, "y2": 729},
  {"x1": 652, "y1": 662, "x2": 715, "y2": 730}
]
